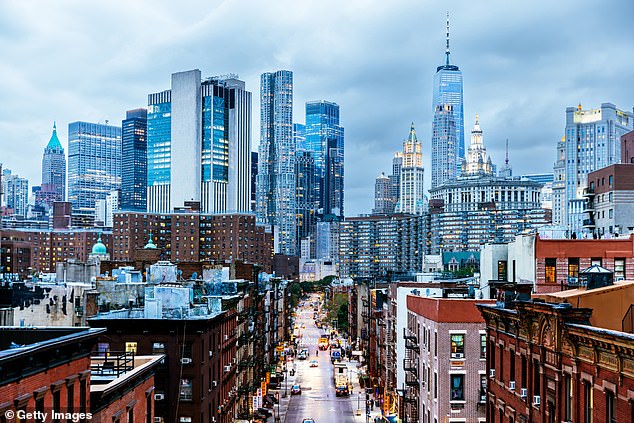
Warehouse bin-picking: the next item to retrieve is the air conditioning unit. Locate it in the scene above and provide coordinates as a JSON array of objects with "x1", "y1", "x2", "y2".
[
  {"x1": 232, "y1": 357, "x2": 237, "y2": 364},
  {"x1": 212, "y1": 380, "x2": 218, "y2": 388},
  {"x1": 489, "y1": 369, "x2": 495, "y2": 377},
  {"x1": 154, "y1": 393, "x2": 165, "y2": 401},
  {"x1": 154, "y1": 418, "x2": 162, "y2": 423},
  {"x1": 509, "y1": 381, "x2": 516, "y2": 390},
  {"x1": 224, "y1": 365, "x2": 232, "y2": 372},
  {"x1": 224, "y1": 334, "x2": 229, "y2": 341},
  {"x1": 209, "y1": 351, "x2": 213, "y2": 357},
  {"x1": 520, "y1": 388, "x2": 527, "y2": 398},
  {"x1": 480, "y1": 394, "x2": 486, "y2": 402},
  {"x1": 452, "y1": 353, "x2": 464, "y2": 359},
  {"x1": 180, "y1": 358, "x2": 192, "y2": 364},
  {"x1": 533, "y1": 395, "x2": 540, "y2": 406}
]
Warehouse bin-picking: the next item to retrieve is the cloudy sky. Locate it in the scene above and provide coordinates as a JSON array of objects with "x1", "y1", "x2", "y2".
[{"x1": 1, "y1": 0, "x2": 633, "y2": 216}]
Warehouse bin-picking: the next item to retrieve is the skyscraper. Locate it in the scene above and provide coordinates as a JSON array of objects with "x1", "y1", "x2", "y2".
[
  {"x1": 431, "y1": 104, "x2": 457, "y2": 188},
  {"x1": 561, "y1": 103, "x2": 634, "y2": 234},
  {"x1": 304, "y1": 101, "x2": 344, "y2": 216},
  {"x1": 67, "y1": 121, "x2": 122, "y2": 215},
  {"x1": 432, "y1": 14, "x2": 464, "y2": 174},
  {"x1": 147, "y1": 70, "x2": 252, "y2": 214},
  {"x1": 38, "y1": 123, "x2": 66, "y2": 209},
  {"x1": 121, "y1": 109, "x2": 147, "y2": 211},
  {"x1": 296, "y1": 150, "x2": 318, "y2": 246},
  {"x1": 373, "y1": 172, "x2": 394, "y2": 214},
  {"x1": 396, "y1": 123, "x2": 425, "y2": 214},
  {"x1": 1, "y1": 168, "x2": 29, "y2": 217},
  {"x1": 257, "y1": 70, "x2": 296, "y2": 256}
]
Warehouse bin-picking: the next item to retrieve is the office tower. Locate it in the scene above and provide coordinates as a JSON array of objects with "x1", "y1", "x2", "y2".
[
  {"x1": 396, "y1": 123, "x2": 425, "y2": 214},
  {"x1": 432, "y1": 14, "x2": 464, "y2": 175},
  {"x1": 561, "y1": 103, "x2": 633, "y2": 234},
  {"x1": 296, "y1": 150, "x2": 319, "y2": 244},
  {"x1": 293, "y1": 123, "x2": 306, "y2": 150},
  {"x1": 257, "y1": 70, "x2": 296, "y2": 255},
  {"x1": 431, "y1": 104, "x2": 457, "y2": 188},
  {"x1": 373, "y1": 172, "x2": 394, "y2": 214},
  {"x1": 1, "y1": 169, "x2": 29, "y2": 217},
  {"x1": 390, "y1": 153, "x2": 403, "y2": 208},
  {"x1": 37, "y1": 123, "x2": 66, "y2": 209},
  {"x1": 304, "y1": 101, "x2": 345, "y2": 216},
  {"x1": 147, "y1": 70, "x2": 252, "y2": 214},
  {"x1": 251, "y1": 151, "x2": 258, "y2": 212},
  {"x1": 67, "y1": 121, "x2": 122, "y2": 215},
  {"x1": 121, "y1": 109, "x2": 147, "y2": 211}
]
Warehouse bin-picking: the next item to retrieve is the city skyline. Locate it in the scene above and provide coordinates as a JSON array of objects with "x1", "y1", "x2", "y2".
[{"x1": 1, "y1": 0, "x2": 633, "y2": 216}]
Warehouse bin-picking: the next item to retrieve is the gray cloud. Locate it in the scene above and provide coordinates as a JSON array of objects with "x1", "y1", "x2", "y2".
[{"x1": 0, "y1": 0, "x2": 632, "y2": 216}]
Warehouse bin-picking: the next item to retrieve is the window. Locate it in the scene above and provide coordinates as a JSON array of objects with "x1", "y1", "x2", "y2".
[
  {"x1": 53, "y1": 390, "x2": 61, "y2": 423},
  {"x1": 615, "y1": 259, "x2": 625, "y2": 280},
  {"x1": 606, "y1": 390, "x2": 616, "y2": 423},
  {"x1": 564, "y1": 374, "x2": 572, "y2": 422},
  {"x1": 450, "y1": 374, "x2": 464, "y2": 401},
  {"x1": 152, "y1": 342, "x2": 166, "y2": 354},
  {"x1": 480, "y1": 374, "x2": 487, "y2": 402},
  {"x1": 499, "y1": 345, "x2": 504, "y2": 382},
  {"x1": 67, "y1": 384, "x2": 75, "y2": 415},
  {"x1": 545, "y1": 258, "x2": 556, "y2": 283},
  {"x1": 497, "y1": 260, "x2": 507, "y2": 281},
  {"x1": 434, "y1": 332, "x2": 437, "y2": 356},
  {"x1": 533, "y1": 359, "x2": 541, "y2": 397},
  {"x1": 568, "y1": 258, "x2": 579, "y2": 286},
  {"x1": 125, "y1": 342, "x2": 137, "y2": 354},
  {"x1": 451, "y1": 334, "x2": 465, "y2": 358},
  {"x1": 180, "y1": 379, "x2": 193, "y2": 401},
  {"x1": 609, "y1": 175, "x2": 613, "y2": 187},
  {"x1": 434, "y1": 372, "x2": 437, "y2": 399},
  {"x1": 127, "y1": 408, "x2": 134, "y2": 423},
  {"x1": 489, "y1": 340, "x2": 496, "y2": 371},
  {"x1": 509, "y1": 350, "x2": 515, "y2": 382},
  {"x1": 584, "y1": 382, "x2": 593, "y2": 423},
  {"x1": 480, "y1": 334, "x2": 487, "y2": 359}
]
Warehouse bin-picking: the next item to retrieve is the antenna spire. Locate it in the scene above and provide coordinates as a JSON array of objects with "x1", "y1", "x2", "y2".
[
  {"x1": 445, "y1": 12, "x2": 451, "y2": 65},
  {"x1": 505, "y1": 138, "x2": 509, "y2": 166}
]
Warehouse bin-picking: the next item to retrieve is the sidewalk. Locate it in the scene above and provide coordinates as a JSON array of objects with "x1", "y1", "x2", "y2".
[
  {"x1": 345, "y1": 360, "x2": 385, "y2": 423},
  {"x1": 266, "y1": 371, "x2": 298, "y2": 423}
]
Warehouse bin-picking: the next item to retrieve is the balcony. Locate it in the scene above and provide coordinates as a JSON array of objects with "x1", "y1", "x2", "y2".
[
  {"x1": 403, "y1": 359, "x2": 418, "y2": 374},
  {"x1": 583, "y1": 187, "x2": 595, "y2": 198},
  {"x1": 582, "y1": 203, "x2": 594, "y2": 213},
  {"x1": 405, "y1": 376, "x2": 419, "y2": 387}
]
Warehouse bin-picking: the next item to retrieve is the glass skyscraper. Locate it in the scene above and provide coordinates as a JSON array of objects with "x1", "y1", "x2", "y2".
[
  {"x1": 431, "y1": 104, "x2": 457, "y2": 188},
  {"x1": 304, "y1": 101, "x2": 344, "y2": 217},
  {"x1": 432, "y1": 15, "x2": 464, "y2": 176},
  {"x1": 257, "y1": 70, "x2": 296, "y2": 256},
  {"x1": 67, "y1": 121, "x2": 122, "y2": 215},
  {"x1": 121, "y1": 108, "x2": 147, "y2": 211},
  {"x1": 147, "y1": 70, "x2": 251, "y2": 214}
]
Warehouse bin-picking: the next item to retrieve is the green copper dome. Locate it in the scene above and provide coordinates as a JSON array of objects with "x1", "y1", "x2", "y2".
[
  {"x1": 144, "y1": 233, "x2": 157, "y2": 249},
  {"x1": 46, "y1": 122, "x2": 64, "y2": 151},
  {"x1": 91, "y1": 234, "x2": 107, "y2": 255}
]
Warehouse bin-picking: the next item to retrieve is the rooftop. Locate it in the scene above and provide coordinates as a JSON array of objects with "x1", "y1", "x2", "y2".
[{"x1": 0, "y1": 326, "x2": 105, "y2": 361}]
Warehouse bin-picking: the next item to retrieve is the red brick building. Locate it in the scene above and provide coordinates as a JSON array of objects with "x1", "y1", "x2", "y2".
[
  {"x1": 0, "y1": 228, "x2": 113, "y2": 274},
  {"x1": 0, "y1": 327, "x2": 162, "y2": 422},
  {"x1": 535, "y1": 235, "x2": 634, "y2": 293},
  {"x1": 404, "y1": 296, "x2": 495, "y2": 423},
  {"x1": 478, "y1": 298, "x2": 634, "y2": 423},
  {"x1": 111, "y1": 211, "x2": 272, "y2": 272}
]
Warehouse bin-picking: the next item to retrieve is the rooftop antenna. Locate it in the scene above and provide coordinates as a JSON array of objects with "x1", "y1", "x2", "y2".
[
  {"x1": 505, "y1": 138, "x2": 509, "y2": 167},
  {"x1": 445, "y1": 12, "x2": 451, "y2": 65}
]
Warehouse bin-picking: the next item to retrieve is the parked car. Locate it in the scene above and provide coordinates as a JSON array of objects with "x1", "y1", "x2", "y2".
[
  {"x1": 309, "y1": 360, "x2": 319, "y2": 367},
  {"x1": 302, "y1": 419, "x2": 316, "y2": 423},
  {"x1": 291, "y1": 384, "x2": 302, "y2": 395}
]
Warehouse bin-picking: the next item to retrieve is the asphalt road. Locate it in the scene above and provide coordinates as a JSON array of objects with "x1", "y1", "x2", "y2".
[{"x1": 283, "y1": 298, "x2": 358, "y2": 423}]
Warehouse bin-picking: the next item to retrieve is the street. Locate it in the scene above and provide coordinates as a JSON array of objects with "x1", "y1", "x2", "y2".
[{"x1": 276, "y1": 295, "x2": 362, "y2": 423}]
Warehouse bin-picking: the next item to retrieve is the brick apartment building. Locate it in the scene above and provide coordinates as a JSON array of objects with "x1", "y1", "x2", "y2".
[
  {"x1": 1, "y1": 228, "x2": 113, "y2": 275},
  {"x1": 404, "y1": 296, "x2": 495, "y2": 423},
  {"x1": 478, "y1": 281, "x2": 634, "y2": 423},
  {"x1": 112, "y1": 211, "x2": 272, "y2": 273},
  {"x1": 0, "y1": 327, "x2": 162, "y2": 422},
  {"x1": 89, "y1": 307, "x2": 238, "y2": 423}
]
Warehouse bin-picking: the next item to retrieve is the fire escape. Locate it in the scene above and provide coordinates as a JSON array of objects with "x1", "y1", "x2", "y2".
[{"x1": 402, "y1": 328, "x2": 419, "y2": 421}]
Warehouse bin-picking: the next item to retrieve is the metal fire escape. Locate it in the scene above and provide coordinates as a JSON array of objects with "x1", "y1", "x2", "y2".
[{"x1": 402, "y1": 328, "x2": 419, "y2": 421}]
